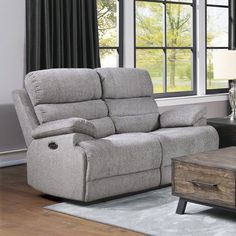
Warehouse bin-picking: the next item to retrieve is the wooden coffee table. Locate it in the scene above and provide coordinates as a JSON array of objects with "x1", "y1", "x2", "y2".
[{"x1": 172, "y1": 147, "x2": 236, "y2": 215}]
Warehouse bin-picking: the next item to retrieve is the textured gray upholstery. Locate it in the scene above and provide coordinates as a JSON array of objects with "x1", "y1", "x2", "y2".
[
  {"x1": 96, "y1": 68, "x2": 153, "y2": 99},
  {"x1": 32, "y1": 117, "x2": 115, "y2": 139},
  {"x1": 86, "y1": 169, "x2": 161, "y2": 202},
  {"x1": 160, "y1": 105, "x2": 207, "y2": 128},
  {"x1": 151, "y1": 126, "x2": 219, "y2": 167},
  {"x1": 35, "y1": 100, "x2": 109, "y2": 124},
  {"x1": 24, "y1": 69, "x2": 116, "y2": 138},
  {"x1": 97, "y1": 68, "x2": 159, "y2": 133},
  {"x1": 13, "y1": 68, "x2": 219, "y2": 202},
  {"x1": 27, "y1": 134, "x2": 88, "y2": 201},
  {"x1": 79, "y1": 132, "x2": 162, "y2": 181},
  {"x1": 12, "y1": 89, "x2": 39, "y2": 146},
  {"x1": 25, "y1": 69, "x2": 102, "y2": 105}
]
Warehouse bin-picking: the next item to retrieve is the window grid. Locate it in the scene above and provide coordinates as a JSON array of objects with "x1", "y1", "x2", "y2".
[
  {"x1": 206, "y1": 1, "x2": 229, "y2": 94},
  {"x1": 98, "y1": 0, "x2": 124, "y2": 67},
  {"x1": 134, "y1": 0, "x2": 197, "y2": 98}
]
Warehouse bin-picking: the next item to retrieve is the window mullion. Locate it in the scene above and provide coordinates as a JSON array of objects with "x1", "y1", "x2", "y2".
[{"x1": 164, "y1": 2, "x2": 167, "y2": 93}]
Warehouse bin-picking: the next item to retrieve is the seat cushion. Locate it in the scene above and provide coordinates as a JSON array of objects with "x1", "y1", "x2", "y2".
[
  {"x1": 150, "y1": 126, "x2": 219, "y2": 167},
  {"x1": 79, "y1": 132, "x2": 162, "y2": 181},
  {"x1": 96, "y1": 68, "x2": 159, "y2": 133}
]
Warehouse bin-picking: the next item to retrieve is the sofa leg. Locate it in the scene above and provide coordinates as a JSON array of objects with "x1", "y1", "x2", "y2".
[{"x1": 176, "y1": 198, "x2": 187, "y2": 215}]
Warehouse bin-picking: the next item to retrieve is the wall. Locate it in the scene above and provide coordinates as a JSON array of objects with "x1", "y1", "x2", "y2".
[{"x1": 0, "y1": 0, "x2": 26, "y2": 152}]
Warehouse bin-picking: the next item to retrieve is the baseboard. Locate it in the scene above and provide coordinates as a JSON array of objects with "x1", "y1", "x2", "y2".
[{"x1": 0, "y1": 149, "x2": 27, "y2": 167}]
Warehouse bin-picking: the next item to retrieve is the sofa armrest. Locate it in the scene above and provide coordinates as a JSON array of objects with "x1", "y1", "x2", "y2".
[
  {"x1": 160, "y1": 105, "x2": 207, "y2": 128},
  {"x1": 32, "y1": 118, "x2": 98, "y2": 139}
]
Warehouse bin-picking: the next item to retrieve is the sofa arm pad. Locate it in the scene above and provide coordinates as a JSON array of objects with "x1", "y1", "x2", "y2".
[
  {"x1": 32, "y1": 117, "x2": 113, "y2": 139},
  {"x1": 160, "y1": 105, "x2": 207, "y2": 128}
]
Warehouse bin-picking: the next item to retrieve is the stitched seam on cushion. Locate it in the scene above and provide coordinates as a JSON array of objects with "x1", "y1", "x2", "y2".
[
  {"x1": 149, "y1": 133, "x2": 164, "y2": 186},
  {"x1": 34, "y1": 127, "x2": 75, "y2": 138},
  {"x1": 111, "y1": 112, "x2": 159, "y2": 118},
  {"x1": 30, "y1": 73, "x2": 42, "y2": 105},
  {"x1": 87, "y1": 167, "x2": 161, "y2": 183},
  {"x1": 36, "y1": 106, "x2": 46, "y2": 124},
  {"x1": 35, "y1": 98, "x2": 106, "y2": 105},
  {"x1": 193, "y1": 117, "x2": 207, "y2": 126}
]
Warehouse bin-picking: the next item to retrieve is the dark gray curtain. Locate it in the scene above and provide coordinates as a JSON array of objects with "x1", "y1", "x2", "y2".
[{"x1": 26, "y1": 0, "x2": 100, "y2": 73}]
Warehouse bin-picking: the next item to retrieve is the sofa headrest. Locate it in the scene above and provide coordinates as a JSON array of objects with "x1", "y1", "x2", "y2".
[
  {"x1": 96, "y1": 68, "x2": 153, "y2": 99},
  {"x1": 25, "y1": 69, "x2": 102, "y2": 106}
]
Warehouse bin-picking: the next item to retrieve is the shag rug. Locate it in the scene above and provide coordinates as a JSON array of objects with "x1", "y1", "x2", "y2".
[{"x1": 46, "y1": 187, "x2": 236, "y2": 236}]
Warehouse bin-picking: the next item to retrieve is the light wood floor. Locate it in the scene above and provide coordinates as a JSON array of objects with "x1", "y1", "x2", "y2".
[{"x1": 0, "y1": 165, "x2": 144, "y2": 236}]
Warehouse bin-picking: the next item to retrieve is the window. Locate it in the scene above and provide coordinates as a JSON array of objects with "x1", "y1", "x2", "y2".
[
  {"x1": 97, "y1": 0, "x2": 123, "y2": 67},
  {"x1": 206, "y1": 0, "x2": 233, "y2": 93},
  {"x1": 135, "y1": 0, "x2": 196, "y2": 97}
]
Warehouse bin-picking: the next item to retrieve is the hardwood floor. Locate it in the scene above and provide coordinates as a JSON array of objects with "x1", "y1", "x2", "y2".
[{"x1": 0, "y1": 165, "x2": 144, "y2": 236}]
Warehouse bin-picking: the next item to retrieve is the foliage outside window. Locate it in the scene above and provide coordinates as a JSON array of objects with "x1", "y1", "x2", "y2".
[
  {"x1": 135, "y1": 0, "x2": 196, "y2": 96},
  {"x1": 206, "y1": 0, "x2": 235, "y2": 93},
  {"x1": 97, "y1": 0, "x2": 122, "y2": 67}
]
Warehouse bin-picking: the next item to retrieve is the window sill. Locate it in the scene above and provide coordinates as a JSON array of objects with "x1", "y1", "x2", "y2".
[{"x1": 155, "y1": 93, "x2": 228, "y2": 107}]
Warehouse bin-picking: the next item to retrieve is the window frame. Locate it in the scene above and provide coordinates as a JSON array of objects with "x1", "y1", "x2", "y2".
[
  {"x1": 134, "y1": 0, "x2": 197, "y2": 98},
  {"x1": 98, "y1": 0, "x2": 124, "y2": 67},
  {"x1": 205, "y1": 1, "x2": 229, "y2": 94}
]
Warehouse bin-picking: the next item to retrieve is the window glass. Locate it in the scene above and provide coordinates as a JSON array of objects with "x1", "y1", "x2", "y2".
[
  {"x1": 135, "y1": 0, "x2": 196, "y2": 96},
  {"x1": 207, "y1": 7, "x2": 228, "y2": 47},
  {"x1": 167, "y1": 49, "x2": 192, "y2": 92},
  {"x1": 97, "y1": 0, "x2": 122, "y2": 67},
  {"x1": 136, "y1": 1, "x2": 164, "y2": 47},
  {"x1": 136, "y1": 49, "x2": 164, "y2": 93},
  {"x1": 166, "y1": 4, "x2": 192, "y2": 47},
  {"x1": 207, "y1": 0, "x2": 228, "y2": 6},
  {"x1": 100, "y1": 49, "x2": 119, "y2": 67},
  {"x1": 206, "y1": 2, "x2": 229, "y2": 91}
]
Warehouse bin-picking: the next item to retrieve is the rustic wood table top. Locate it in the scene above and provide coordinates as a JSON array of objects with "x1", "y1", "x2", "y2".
[{"x1": 173, "y1": 146, "x2": 236, "y2": 171}]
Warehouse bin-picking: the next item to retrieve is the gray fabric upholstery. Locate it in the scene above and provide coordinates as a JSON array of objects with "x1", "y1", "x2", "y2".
[
  {"x1": 97, "y1": 68, "x2": 159, "y2": 133},
  {"x1": 34, "y1": 100, "x2": 108, "y2": 123},
  {"x1": 160, "y1": 105, "x2": 207, "y2": 128},
  {"x1": 111, "y1": 114, "x2": 159, "y2": 133},
  {"x1": 85, "y1": 169, "x2": 161, "y2": 202},
  {"x1": 32, "y1": 117, "x2": 115, "y2": 139},
  {"x1": 27, "y1": 134, "x2": 88, "y2": 201},
  {"x1": 96, "y1": 68, "x2": 153, "y2": 99},
  {"x1": 12, "y1": 89, "x2": 39, "y2": 147},
  {"x1": 25, "y1": 69, "x2": 102, "y2": 105},
  {"x1": 105, "y1": 97, "x2": 159, "y2": 133},
  {"x1": 105, "y1": 97, "x2": 158, "y2": 117},
  {"x1": 13, "y1": 68, "x2": 220, "y2": 202},
  {"x1": 161, "y1": 166, "x2": 171, "y2": 186},
  {"x1": 79, "y1": 132, "x2": 162, "y2": 181},
  {"x1": 151, "y1": 126, "x2": 219, "y2": 167},
  {"x1": 193, "y1": 118, "x2": 207, "y2": 126},
  {"x1": 24, "y1": 69, "x2": 116, "y2": 138}
]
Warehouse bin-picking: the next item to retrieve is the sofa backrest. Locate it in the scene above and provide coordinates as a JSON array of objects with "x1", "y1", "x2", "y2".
[
  {"x1": 96, "y1": 68, "x2": 159, "y2": 133},
  {"x1": 25, "y1": 69, "x2": 115, "y2": 137}
]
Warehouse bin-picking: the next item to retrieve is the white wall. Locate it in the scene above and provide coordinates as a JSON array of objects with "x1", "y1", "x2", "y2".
[
  {"x1": 0, "y1": 0, "x2": 25, "y2": 104},
  {"x1": 0, "y1": 0, "x2": 26, "y2": 152}
]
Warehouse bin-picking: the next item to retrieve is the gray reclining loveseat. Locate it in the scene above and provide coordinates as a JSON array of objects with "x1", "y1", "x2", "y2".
[{"x1": 13, "y1": 68, "x2": 219, "y2": 202}]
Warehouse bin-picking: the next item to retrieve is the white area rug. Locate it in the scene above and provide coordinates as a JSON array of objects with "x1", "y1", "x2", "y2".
[{"x1": 46, "y1": 187, "x2": 236, "y2": 236}]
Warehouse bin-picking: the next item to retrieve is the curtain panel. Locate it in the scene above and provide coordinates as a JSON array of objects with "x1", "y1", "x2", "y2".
[{"x1": 26, "y1": 0, "x2": 100, "y2": 73}]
